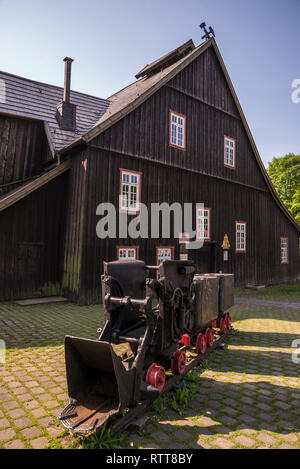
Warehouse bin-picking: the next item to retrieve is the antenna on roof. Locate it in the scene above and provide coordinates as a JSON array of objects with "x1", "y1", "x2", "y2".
[{"x1": 199, "y1": 22, "x2": 215, "y2": 40}]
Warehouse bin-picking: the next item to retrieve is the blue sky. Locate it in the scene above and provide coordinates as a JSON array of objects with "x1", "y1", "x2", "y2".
[{"x1": 0, "y1": 0, "x2": 299, "y2": 166}]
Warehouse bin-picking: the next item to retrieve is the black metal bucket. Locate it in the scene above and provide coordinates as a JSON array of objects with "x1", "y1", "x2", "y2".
[{"x1": 59, "y1": 336, "x2": 136, "y2": 432}]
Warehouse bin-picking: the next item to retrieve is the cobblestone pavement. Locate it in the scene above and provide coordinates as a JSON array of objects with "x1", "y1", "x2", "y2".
[{"x1": 0, "y1": 291, "x2": 300, "y2": 449}]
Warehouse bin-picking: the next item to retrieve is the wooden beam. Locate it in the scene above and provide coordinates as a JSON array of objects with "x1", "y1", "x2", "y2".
[
  {"x1": 0, "y1": 159, "x2": 71, "y2": 212},
  {"x1": 166, "y1": 83, "x2": 241, "y2": 121},
  {"x1": 88, "y1": 143, "x2": 269, "y2": 193}
]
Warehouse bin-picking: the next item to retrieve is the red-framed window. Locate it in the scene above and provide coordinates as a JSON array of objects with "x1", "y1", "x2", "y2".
[
  {"x1": 235, "y1": 221, "x2": 247, "y2": 253},
  {"x1": 156, "y1": 246, "x2": 174, "y2": 279},
  {"x1": 196, "y1": 207, "x2": 211, "y2": 241},
  {"x1": 117, "y1": 246, "x2": 139, "y2": 260},
  {"x1": 280, "y1": 237, "x2": 289, "y2": 264},
  {"x1": 169, "y1": 110, "x2": 186, "y2": 150},
  {"x1": 156, "y1": 246, "x2": 175, "y2": 265},
  {"x1": 224, "y1": 135, "x2": 236, "y2": 169},
  {"x1": 119, "y1": 168, "x2": 142, "y2": 214}
]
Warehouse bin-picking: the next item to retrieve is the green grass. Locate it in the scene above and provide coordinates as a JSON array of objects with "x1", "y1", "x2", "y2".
[{"x1": 235, "y1": 283, "x2": 300, "y2": 299}]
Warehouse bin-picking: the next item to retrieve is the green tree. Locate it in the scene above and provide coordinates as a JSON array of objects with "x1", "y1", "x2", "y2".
[{"x1": 267, "y1": 153, "x2": 300, "y2": 225}]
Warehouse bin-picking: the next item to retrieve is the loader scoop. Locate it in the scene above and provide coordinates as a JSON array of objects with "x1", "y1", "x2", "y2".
[{"x1": 59, "y1": 336, "x2": 136, "y2": 432}]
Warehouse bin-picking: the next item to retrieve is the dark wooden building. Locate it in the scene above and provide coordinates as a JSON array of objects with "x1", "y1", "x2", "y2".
[{"x1": 0, "y1": 38, "x2": 299, "y2": 303}]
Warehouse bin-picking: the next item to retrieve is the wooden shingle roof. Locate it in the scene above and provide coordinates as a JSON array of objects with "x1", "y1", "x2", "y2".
[{"x1": 0, "y1": 71, "x2": 109, "y2": 153}]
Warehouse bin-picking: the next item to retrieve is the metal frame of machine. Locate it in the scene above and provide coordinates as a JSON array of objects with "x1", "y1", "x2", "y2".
[{"x1": 59, "y1": 260, "x2": 234, "y2": 433}]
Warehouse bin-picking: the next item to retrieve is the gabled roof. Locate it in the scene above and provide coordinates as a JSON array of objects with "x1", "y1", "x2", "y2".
[
  {"x1": 0, "y1": 71, "x2": 109, "y2": 154},
  {"x1": 58, "y1": 38, "x2": 299, "y2": 233},
  {"x1": 67, "y1": 39, "x2": 211, "y2": 147},
  {"x1": 0, "y1": 39, "x2": 299, "y2": 232}
]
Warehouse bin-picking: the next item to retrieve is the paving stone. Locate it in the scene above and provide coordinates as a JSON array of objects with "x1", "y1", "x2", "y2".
[
  {"x1": 152, "y1": 431, "x2": 170, "y2": 442},
  {"x1": 194, "y1": 439, "x2": 212, "y2": 449},
  {"x1": 277, "y1": 443, "x2": 297, "y2": 449},
  {"x1": 173, "y1": 429, "x2": 191, "y2": 441},
  {"x1": 2, "y1": 400, "x2": 18, "y2": 410},
  {"x1": 257, "y1": 433, "x2": 278, "y2": 446},
  {"x1": 0, "y1": 418, "x2": 10, "y2": 428},
  {"x1": 213, "y1": 437, "x2": 235, "y2": 449},
  {"x1": 38, "y1": 394, "x2": 52, "y2": 402},
  {"x1": 18, "y1": 393, "x2": 33, "y2": 402},
  {"x1": 21, "y1": 426, "x2": 41, "y2": 438},
  {"x1": 239, "y1": 414, "x2": 256, "y2": 425},
  {"x1": 258, "y1": 412, "x2": 274, "y2": 422},
  {"x1": 44, "y1": 400, "x2": 60, "y2": 409},
  {"x1": 220, "y1": 415, "x2": 238, "y2": 427},
  {"x1": 167, "y1": 442, "x2": 186, "y2": 449},
  {"x1": 47, "y1": 426, "x2": 63, "y2": 437},
  {"x1": 7, "y1": 408, "x2": 26, "y2": 419},
  {"x1": 196, "y1": 416, "x2": 217, "y2": 427},
  {"x1": 235, "y1": 435, "x2": 256, "y2": 447},
  {"x1": 23, "y1": 400, "x2": 39, "y2": 410},
  {"x1": 277, "y1": 433, "x2": 299, "y2": 443},
  {"x1": 196, "y1": 427, "x2": 213, "y2": 438},
  {"x1": 14, "y1": 416, "x2": 33, "y2": 428},
  {"x1": 4, "y1": 439, "x2": 26, "y2": 449},
  {"x1": 0, "y1": 428, "x2": 16, "y2": 440},
  {"x1": 30, "y1": 437, "x2": 49, "y2": 449},
  {"x1": 31, "y1": 408, "x2": 47, "y2": 418}
]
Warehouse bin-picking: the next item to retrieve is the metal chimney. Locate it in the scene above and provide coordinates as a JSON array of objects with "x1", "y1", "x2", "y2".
[
  {"x1": 56, "y1": 57, "x2": 76, "y2": 131},
  {"x1": 63, "y1": 57, "x2": 73, "y2": 102}
]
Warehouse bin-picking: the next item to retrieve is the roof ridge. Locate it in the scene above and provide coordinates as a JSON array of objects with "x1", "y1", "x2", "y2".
[{"x1": 0, "y1": 70, "x2": 109, "y2": 102}]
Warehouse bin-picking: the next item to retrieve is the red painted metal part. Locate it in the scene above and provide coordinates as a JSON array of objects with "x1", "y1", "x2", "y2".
[
  {"x1": 226, "y1": 315, "x2": 231, "y2": 330},
  {"x1": 145, "y1": 363, "x2": 165, "y2": 391},
  {"x1": 205, "y1": 328, "x2": 214, "y2": 347},
  {"x1": 220, "y1": 317, "x2": 227, "y2": 334},
  {"x1": 196, "y1": 333, "x2": 207, "y2": 355},
  {"x1": 179, "y1": 334, "x2": 190, "y2": 347},
  {"x1": 171, "y1": 350, "x2": 186, "y2": 375}
]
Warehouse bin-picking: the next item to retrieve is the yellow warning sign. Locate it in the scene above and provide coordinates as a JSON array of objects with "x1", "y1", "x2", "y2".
[{"x1": 222, "y1": 233, "x2": 230, "y2": 250}]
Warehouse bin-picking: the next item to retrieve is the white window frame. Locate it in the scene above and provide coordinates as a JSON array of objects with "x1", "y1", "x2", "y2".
[
  {"x1": 156, "y1": 246, "x2": 174, "y2": 280},
  {"x1": 117, "y1": 246, "x2": 138, "y2": 260},
  {"x1": 119, "y1": 169, "x2": 141, "y2": 213},
  {"x1": 280, "y1": 237, "x2": 288, "y2": 264},
  {"x1": 169, "y1": 110, "x2": 186, "y2": 150},
  {"x1": 224, "y1": 136, "x2": 236, "y2": 168},
  {"x1": 236, "y1": 221, "x2": 246, "y2": 253},
  {"x1": 156, "y1": 246, "x2": 174, "y2": 265},
  {"x1": 196, "y1": 208, "x2": 211, "y2": 241}
]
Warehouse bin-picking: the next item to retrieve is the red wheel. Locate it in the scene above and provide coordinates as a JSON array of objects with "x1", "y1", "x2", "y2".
[
  {"x1": 145, "y1": 363, "x2": 165, "y2": 391},
  {"x1": 226, "y1": 315, "x2": 231, "y2": 330},
  {"x1": 205, "y1": 328, "x2": 214, "y2": 347},
  {"x1": 196, "y1": 333, "x2": 207, "y2": 355},
  {"x1": 220, "y1": 317, "x2": 227, "y2": 334},
  {"x1": 206, "y1": 328, "x2": 214, "y2": 347},
  {"x1": 171, "y1": 350, "x2": 186, "y2": 375}
]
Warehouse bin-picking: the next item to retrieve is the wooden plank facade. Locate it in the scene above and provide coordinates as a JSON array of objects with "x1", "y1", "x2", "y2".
[{"x1": 0, "y1": 39, "x2": 299, "y2": 303}]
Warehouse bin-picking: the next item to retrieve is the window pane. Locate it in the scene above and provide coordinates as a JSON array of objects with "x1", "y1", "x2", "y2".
[{"x1": 170, "y1": 112, "x2": 185, "y2": 148}]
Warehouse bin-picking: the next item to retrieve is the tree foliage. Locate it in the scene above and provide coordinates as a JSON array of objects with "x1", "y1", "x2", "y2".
[{"x1": 267, "y1": 153, "x2": 300, "y2": 225}]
